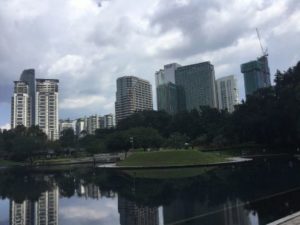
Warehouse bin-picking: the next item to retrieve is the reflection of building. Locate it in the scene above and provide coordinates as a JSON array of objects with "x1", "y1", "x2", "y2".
[
  {"x1": 163, "y1": 197, "x2": 253, "y2": 225},
  {"x1": 118, "y1": 195, "x2": 159, "y2": 225},
  {"x1": 216, "y1": 75, "x2": 239, "y2": 113},
  {"x1": 76, "y1": 182, "x2": 117, "y2": 199},
  {"x1": 115, "y1": 76, "x2": 153, "y2": 123},
  {"x1": 10, "y1": 187, "x2": 59, "y2": 225},
  {"x1": 223, "y1": 199, "x2": 252, "y2": 225}
]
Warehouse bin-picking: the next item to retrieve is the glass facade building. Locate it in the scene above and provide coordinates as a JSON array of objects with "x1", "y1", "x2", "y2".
[
  {"x1": 241, "y1": 55, "x2": 271, "y2": 97},
  {"x1": 20, "y1": 69, "x2": 36, "y2": 125},
  {"x1": 175, "y1": 62, "x2": 217, "y2": 111},
  {"x1": 155, "y1": 63, "x2": 181, "y2": 115}
]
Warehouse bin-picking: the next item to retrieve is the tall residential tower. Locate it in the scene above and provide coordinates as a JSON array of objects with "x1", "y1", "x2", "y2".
[
  {"x1": 20, "y1": 69, "x2": 36, "y2": 125},
  {"x1": 35, "y1": 79, "x2": 59, "y2": 140},
  {"x1": 115, "y1": 76, "x2": 153, "y2": 123},
  {"x1": 11, "y1": 81, "x2": 31, "y2": 128}
]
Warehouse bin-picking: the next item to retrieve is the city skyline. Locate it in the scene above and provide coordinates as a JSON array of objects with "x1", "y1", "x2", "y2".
[{"x1": 1, "y1": 0, "x2": 300, "y2": 128}]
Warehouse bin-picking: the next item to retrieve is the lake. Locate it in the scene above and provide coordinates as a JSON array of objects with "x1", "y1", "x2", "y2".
[{"x1": 1, "y1": 157, "x2": 300, "y2": 225}]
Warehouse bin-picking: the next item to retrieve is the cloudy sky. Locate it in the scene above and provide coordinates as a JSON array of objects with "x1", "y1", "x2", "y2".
[{"x1": 1, "y1": 0, "x2": 300, "y2": 128}]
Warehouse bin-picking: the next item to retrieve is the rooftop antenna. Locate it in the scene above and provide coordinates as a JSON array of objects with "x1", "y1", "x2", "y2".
[{"x1": 256, "y1": 28, "x2": 268, "y2": 57}]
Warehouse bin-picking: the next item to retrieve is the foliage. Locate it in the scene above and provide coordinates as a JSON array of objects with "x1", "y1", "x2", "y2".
[
  {"x1": 59, "y1": 128, "x2": 76, "y2": 148},
  {"x1": 0, "y1": 125, "x2": 47, "y2": 161}
]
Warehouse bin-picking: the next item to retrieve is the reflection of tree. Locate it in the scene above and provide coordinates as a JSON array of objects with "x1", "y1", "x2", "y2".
[
  {"x1": 0, "y1": 169, "x2": 52, "y2": 203},
  {"x1": 2, "y1": 159, "x2": 300, "y2": 225}
]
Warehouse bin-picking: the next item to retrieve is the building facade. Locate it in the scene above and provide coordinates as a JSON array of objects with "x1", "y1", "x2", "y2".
[
  {"x1": 103, "y1": 114, "x2": 115, "y2": 129},
  {"x1": 155, "y1": 63, "x2": 181, "y2": 115},
  {"x1": 35, "y1": 79, "x2": 59, "y2": 141},
  {"x1": 86, "y1": 115, "x2": 99, "y2": 135},
  {"x1": 75, "y1": 118, "x2": 86, "y2": 136},
  {"x1": 11, "y1": 81, "x2": 31, "y2": 128},
  {"x1": 241, "y1": 55, "x2": 271, "y2": 97},
  {"x1": 20, "y1": 69, "x2": 36, "y2": 125},
  {"x1": 115, "y1": 76, "x2": 153, "y2": 123},
  {"x1": 59, "y1": 119, "x2": 76, "y2": 134},
  {"x1": 175, "y1": 62, "x2": 217, "y2": 111},
  {"x1": 118, "y1": 195, "x2": 159, "y2": 225},
  {"x1": 216, "y1": 75, "x2": 239, "y2": 113}
]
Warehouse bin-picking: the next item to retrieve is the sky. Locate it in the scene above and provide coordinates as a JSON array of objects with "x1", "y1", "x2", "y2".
[{"x1": 1, "y1": 0, "x2": 300, "y2": 129}]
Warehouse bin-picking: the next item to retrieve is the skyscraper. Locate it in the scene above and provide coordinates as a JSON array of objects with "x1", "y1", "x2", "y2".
[
  {"x1": 175, "y1": 61, "x2": 217, "y2": 111},
  {"x1": 115, "y1": 76, "x2": 153, "y2": 123},
  {"x1": 241, "y1": 55, "x2": 271, "y2": 97},
  {"x1": 155, "y1": 63, "x2": 181, "y2": 115},
  {"x1": 20, "y1": 69, "x2": 35, "y2": 125},
  {"x1": 11, "y1": 81, "x2": 31, "y2": 128},
  {"x1": 216, "y1": 75, "x2": 239, "y2": 113},
  {"x1": 35, "y1": 79, "x2": 59, "y2": 141}
]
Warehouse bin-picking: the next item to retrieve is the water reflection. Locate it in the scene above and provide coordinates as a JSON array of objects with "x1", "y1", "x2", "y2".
[
  {"x1": 10, "y1": 186, "x2": 58, "y2": 225},
  {"x1": 118, "y1": 195, "x2": 159, "y2": 225},
  {"x1": 1, "y1": 158, "x2": 300, "y2": 225}
]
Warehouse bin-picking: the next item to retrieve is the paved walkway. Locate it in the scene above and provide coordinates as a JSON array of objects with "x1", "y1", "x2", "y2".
[
  {"x1": 97, "y1": 157, "x2": 252, "y2": 169},
  {"x1": 268, "y1": 211, "x2": 300, "y2": 225}
]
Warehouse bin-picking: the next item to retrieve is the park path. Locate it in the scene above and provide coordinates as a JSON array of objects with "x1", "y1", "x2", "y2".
[{"x1": 268, "y1": 211, "x2": 300, "y2": 225}]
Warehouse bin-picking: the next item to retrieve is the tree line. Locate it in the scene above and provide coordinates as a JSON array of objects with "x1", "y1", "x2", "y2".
[{"x1": 1, "y1": 61, "x2": 300, "y2": 161}]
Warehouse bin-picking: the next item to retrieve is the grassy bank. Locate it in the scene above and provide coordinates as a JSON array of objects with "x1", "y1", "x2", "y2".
[
  {"x1": 0, "y1": 160, "x2": 25, "y2": 167},
  {"x1": 117, "y1": 150, "x2": 229, "y2": 167}
]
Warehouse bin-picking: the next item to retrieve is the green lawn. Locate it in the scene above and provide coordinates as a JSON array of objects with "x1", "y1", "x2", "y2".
[
  {"x1": 0, "y1": 160, "x2": 25, "y2": 166},
  {"x1": 117, "y1": 149, "x2": 229, "y2": 167}
]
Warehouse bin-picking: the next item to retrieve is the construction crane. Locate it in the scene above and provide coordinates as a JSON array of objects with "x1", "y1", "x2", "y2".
[{"x1": 256, "y1": 28, "x2": 268, "y2": 57}]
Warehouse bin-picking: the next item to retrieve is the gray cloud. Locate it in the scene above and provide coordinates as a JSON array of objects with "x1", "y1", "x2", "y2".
[{"x1": 0, "y1": 0, "x2": 300, "y2": 125}]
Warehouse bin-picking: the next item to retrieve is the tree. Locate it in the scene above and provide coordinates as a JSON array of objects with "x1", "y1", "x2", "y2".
[
  {"x1": 126, "y1": 127, "x2": 164, "y2": 151},
  {"x1": 165, "y1": 132, "x2": 188, "y2": 149},
  {"x1": 105, "y1": 131, "x2": 131, "y2": 153},
  {"x1": 60, "y1": 128, "x2": 76, "y2": 148}
]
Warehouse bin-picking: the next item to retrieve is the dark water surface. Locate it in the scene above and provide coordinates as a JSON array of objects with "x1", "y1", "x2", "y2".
[{"x1": 1, "y1": 157, "x2": 300, "y2": 225}]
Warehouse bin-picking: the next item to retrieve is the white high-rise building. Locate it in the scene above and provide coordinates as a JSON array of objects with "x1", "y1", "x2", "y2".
[
  {"x1": 11, "y1": 81, "x2": 31, "y2": 129},
  {"x1": 103, "y1": 114, "x2": 115, "y2": 128},
  {"x1": 86, "y1": 115, "x2": 99, "y2": 135},
  {"x1": 35, "y1": 79, "x2": 59, "y2": 140},
  {"x1": 216, "y1": 75, "x2": 239, "y2": 113},
  {"x1": 59, "y1": 119, "x2": 76, "y2": 134},
  {"x1": 115, "y1": 76, "x2": 153, "y2": 123}
]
